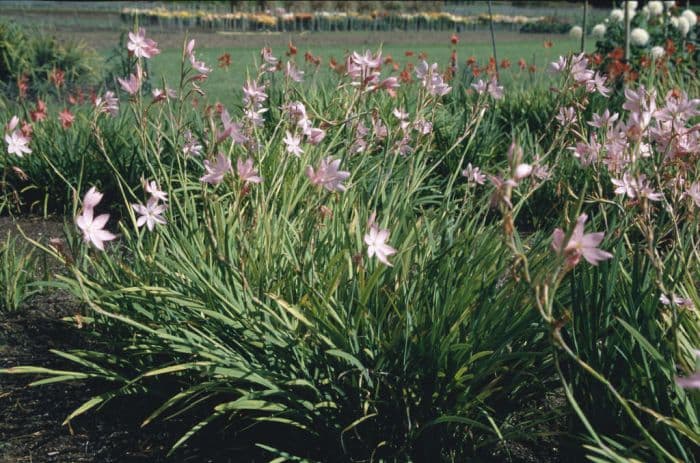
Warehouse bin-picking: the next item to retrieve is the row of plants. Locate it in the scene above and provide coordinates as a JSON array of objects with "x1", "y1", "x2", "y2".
[
  {"x1": 1, "y1": 26, "x2": 699, "y2": 462},
  {"x1": 121, "y1": 6, "x2": 544, "y2": 32}
]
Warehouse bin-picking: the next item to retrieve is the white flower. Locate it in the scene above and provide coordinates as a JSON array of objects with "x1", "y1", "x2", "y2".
[
  {"x1": 630, "y1": 28, "x2": 650, "y2": 46},
  {"x1": 364, "y1": 224, "x2": 397, "y2": 267},
  {"x1": 651, "y1": 46, "x2": 665, "y2": 59},
  {"x1": 678, "y1": 16, "x2": 690, "y2": 36},
  {"x1": 682, "y1": 9, "x2": 697, "y2": 27},
  {"x1": 670, "y1": 17, "x2": 679, "y2": 28},
  {"x1": 132, "y1": 198, "x2": 167, "y2": 232},
  {"x1": 610, "y1": 8, "x2": 624, "y2": 22},
  {"x1": 648, "y1": 1, "x2": 663, "y2": 16},
  {"x1": 625, "y1": 1, "x2": 638, "y2": 12},
  {"x1": 4, "y1": 130, "x2": 31, "y2": 157},
  {"x1": 569, "y1": 26, "x2": 583, "y2": 39},
  {"x1": 592, "y1": 23, "x2": 607, "y2": 38}
]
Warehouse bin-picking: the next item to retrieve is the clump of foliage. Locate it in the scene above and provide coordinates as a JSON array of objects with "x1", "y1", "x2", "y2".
[
  {"x1": 0, "y1": 233, "x2": 38, "y2": 312},
  {"x1": 0, "y1": 20, "x2": 103, "y2": 100}
]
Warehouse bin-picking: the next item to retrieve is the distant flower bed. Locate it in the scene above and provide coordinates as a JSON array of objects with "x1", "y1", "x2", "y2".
[
  {"x1": 573, "y1": 1, "x2": 698, "y2": 82},
  {"x1": 120, "y1": 7, "x2": 544, "y2": 32}
]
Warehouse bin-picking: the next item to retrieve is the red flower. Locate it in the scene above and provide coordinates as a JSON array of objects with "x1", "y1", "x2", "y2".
[
  {"x1": 218, "y1": 53, "x2": 231, "y2": 69},
  {"x1": 30, "y1": 99, "x2": 47, "y2": 122},
  {"x1": 450, "y1": 34, "x2": 459, "y2": 45},
  {"x1": 287, "y1": 41, "x2": 297, "y2": 56},
  {"x1": 518, "y1": 58, "x2": 526, "y2": 70},
  {"x1": 608, "y1": 47, "x2": 624, "y2": 60},
  {"x1": 58, "y1": 108, "x2": 74, "y2": 129},
  {"x1": 500, "y1": 59, "x2": 511, "y2": 69},
  {"x1": 17, "y1": 74, "x2": 29, "y2": 99},
  {"x1": 49, "y1": 68, "x2": 65, "y2": 88}
]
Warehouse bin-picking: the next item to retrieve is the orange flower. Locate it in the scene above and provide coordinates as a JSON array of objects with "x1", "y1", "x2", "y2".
[
  {"x1": 287, "y1": 40, "x2": 297, "y2": 56},
  {"x1": 404, "y1": 50, "x2": 414, "y2": 57},
  {"x1": 466, "y1": 56, "x2": 476, "y2": 66},
  {"x1": 518, "y1": 58, "x2": 526, "y2": 70},
  {"x1": 665, "y1": 38, "x2": 676, "y2": 55},
  {"x1": 543, "y1": 40, "x2": 553, "y2": 48},
  {"x1": 500, "y1": 59, "x2": 511, "y2": 69},
  {"x1": 608, "y1": 47, "x2": 624, "y2": 60},
  {"x1": 450, "y1": 33, "x2": 459, "y2": 45},
  {"x1": 218, "y1": 53, "x2": 231, "y2": 68}
]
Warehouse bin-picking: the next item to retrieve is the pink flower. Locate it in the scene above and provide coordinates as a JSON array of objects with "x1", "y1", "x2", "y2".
[
  {"x1": 127, "y1": 28, "x2": 160, "y2": 59},
  {"x1": 547, "y1": 56, "x2": 567, "y2": 74},
  {"x1": 379, "y1": 77, "x2": 400, "y2": 96},
  {"x1": 588, "y1": 109, "x2": 618, "y2": 129},
  {"x1": 305, "y1": 156, "x2": 350, "y2": 192},
  {"x1": 513, "y1": 163, "x2": 533, "y2": 181},
  {"x1": 236, "y1": 157, "x2": 262, "y2": 184},
  {"x1": 200, "y1": 153, "x2": 232, "y2": 185},
  {"x1": 414, "y1": 119, "x2": 432, "y2": 135},
  {"x1": 676, "y1": 373, "x2": 700, "y2": 389},
  {"x1": 143, "y1": 179, "x2": 168, "y2": 202},
  {"x1": 285, "y1": 61, "x2": 304, "y2": 82},
  {"x1": 6, "y1": 115, "x2": 19, "y2": 132},
  {"x1": 242, "y1": 79, "x2": 267, "y2": 106},
  {"x1": 76, "y1": 188, "x2": 116, "y2": 250},
  {"x1": 260, "y1": 47, "x2": 278, "y2": 72},
  {"x1": 189, "y1": 53, "x2": 211, "y2": 75},
  {"x1": 152, "y1": 87, "x2": 176, "y2": 102},
  {"x1": 675, "y1": 350, "x2": 700, "y2": 389},
  {"x1": 305, "y1": 127, "x2": 326, "y2": 145},
  {"x1": 686, "y1": 182, "x2": 700, "y2": 208},
  {"x1": 364, "y1": 224, "x2": 398, "y2": 266},
  {"x1": 183, "y1": 130, "x2": 202, "y2": 157},
  {"x1": 555, "y1": 106, "x2": 577, "y2": 126},
  {"x1": 586, "y1": 72, "x2": 611, "y2": 97},
  {"x1": 58, "y1": 109, "x2": 74, "y2": 129},
  {"x1": 132, "y1": 197, "x2": 167, "y2": 231},
  {"x1": 471, "y1": 79, "x2": 488, "y2": 94},
  {"x1": 551, "y1": 214, "x2": 613, "y2": 267},
  {"x1": 82, "y1": 186, "x2": 103, "y2": 211},
  {"x1": 95, "y1": 91, "x2": 119, "y2": 117},
  {"x1": 220, "y1": 109, "x2": 248, "y2": 144},
  {"x1": 5, "y1": 130, "x2": 31, "y2": 157},
  {"x1": 118, "y1": 73, "x2": 141, "y2": 95},
  {"x1": 462, "y1": 163, "x2": 486, "y2": 185},
  {"x1": 284, "y1": 131, "x2": 303, "y2": 157},
  {"x1": 487, "y1": 76, "x2": 503, "y2": 100}
]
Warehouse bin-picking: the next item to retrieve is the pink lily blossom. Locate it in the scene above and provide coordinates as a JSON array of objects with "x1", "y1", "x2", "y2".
[
  {"x1": 143, "y1": 179, "x2": 168, "y2": 202},
  {"x1": 236, "y1": 158, "x2": 263, "y2": 184},
  {"x1": 76, "y1": 187, "x2": 116, "y2": 251},
  {"x1": 127, "y1": 27, "x2": 160, "y2": 59},
  {"x1": 200, "y1": 153, "x2": 232, "y2": 185},
  {"x1": 364, "y1": 224, "x2": 398, "y2": 266},
  {"x1": 118, "y1": 73, "x2": 141, "y2": 95},
  {"x1": 551, "y1": 214, "x2": 613, "y2": 267},
  {"x1": 305, "y1": 156, "x2": 351, "y2": 192},
  {"x1": 284, "y1": 131, "x2": 303, "y2": 157},
  {"x1": 132, "y1": 197, "x2": 167, "y2": 231},
  {"x1": 5, "y1": 130, "x2": 31, "y2": 157}
]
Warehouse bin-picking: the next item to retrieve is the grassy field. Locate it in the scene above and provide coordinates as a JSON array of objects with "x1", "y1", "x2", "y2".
[{"x1": 145, "y1": 33, "x2": 587, "y2": 104}]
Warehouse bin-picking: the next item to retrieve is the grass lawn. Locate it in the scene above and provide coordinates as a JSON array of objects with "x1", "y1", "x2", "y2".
[{"x1": 147, "y1": 34, "x2": 588, "y2": 105}]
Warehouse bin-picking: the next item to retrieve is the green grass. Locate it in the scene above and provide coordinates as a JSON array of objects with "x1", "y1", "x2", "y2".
[{"x1": 149, "y1": 37, "x2": 588, "y2": 105}]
